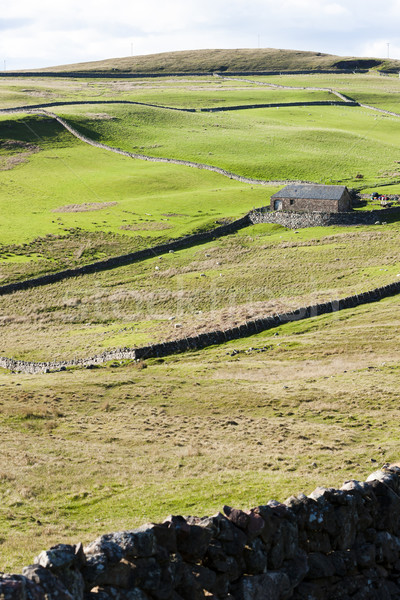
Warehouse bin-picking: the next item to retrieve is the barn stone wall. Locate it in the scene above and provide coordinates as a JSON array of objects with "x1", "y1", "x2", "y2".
[
  {"x1": 249, "y1": 206, "x2": 400, "y2": 229},
  {"x1": 2, "y1": 278, "x2": 400, "y2": 374},
  {"x1": 2, "y1": 467, "x2": 400, "y2": 599}
]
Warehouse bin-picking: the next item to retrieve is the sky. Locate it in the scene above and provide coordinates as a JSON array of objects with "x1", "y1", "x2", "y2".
[{"x1": 1, "y1": 0, "x2": 400, "y2": 70}]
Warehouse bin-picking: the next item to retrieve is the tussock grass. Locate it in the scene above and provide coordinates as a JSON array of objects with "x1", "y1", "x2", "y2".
[{"x1": 1, "y1": 295, "x2": 400, "y2": 571}]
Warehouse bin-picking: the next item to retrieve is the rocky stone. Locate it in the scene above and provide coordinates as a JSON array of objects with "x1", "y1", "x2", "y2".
[
  {"x1": 9, "y1": 469, "x2": 400, "y2": 600},
  {"x1": 243, "y1": 538, "x2": 268, "y2": 575},
  {"x1": 174, "y1": 563, "x2": 205, "y2": 600},
  {"x1": 224, "y1": 506, "x2": 249, "y2": 530},
  {"x1": 191, "y1": 565, "x2": 217, "y2": 593},
  {"x1": 0, "y1": 574, "x2": 46, "y2": 600},
  {"x1": 142, "y1": 523, "x2": 177, "y2": 554},
  {"x1": 375, "y1": 531, "x2": 400, "y2": 565},
  {"x1": 329, "y1": 550, "x2": 358, "y2": 577},
  {"x1": 356, "y1": 543, "x2": 376, "y2": 569},
  {"x1": 216, "y1": 517, "x2": 248, "y2": 557},
  {"x1": 332, "y1": 504, "x2": 358, "y2": 550},
  {"x1": 234, "y1": 571, "x2": 292, "y2": 600},
  {"x1": 21, "y1": 565, "x2": 74, "y2": 600},
  {"x1": 175, "y1": 522, "x2": 213, "y2": 562},
  {"x1": 293, "y1": 580, "x2": 326, "y2": 600},
  {"x1": 306, "y1": 552, "x2": 335, "y2": 579},
  {"x1": 33, "y1": 545, "x2": 80, "y2": 570},
  {"x1": 305, "y1": 531, "x2": 332, "y2": 554},
  {"x1": 281, "y1": 550, "x2": 309, "y2": 589},
  {"x1": 82, "y1": 554, "x2": 110, "y2": 585}
]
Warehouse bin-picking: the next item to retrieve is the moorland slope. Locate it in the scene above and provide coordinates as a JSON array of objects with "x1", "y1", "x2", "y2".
[{"x1": 27, "y1": 47, "x2": 400, "y2": 74}]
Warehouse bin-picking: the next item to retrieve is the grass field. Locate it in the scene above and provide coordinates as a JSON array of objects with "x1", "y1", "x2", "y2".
[
  {"x1": 1, "y1": 62, "x2": 400, "y2": 572},
  {"x1": 1, "y1": 294, "x2": 400, "y2": 571},
  {"x1": 1, "y1": 221, "x2": 400, "y2": 361},
  {"x1": 247, "y1": 72, "x2": 400, "y2": 112},
  {"x1": 1, "y1": 80, "x2": 400, "y2": 284}
]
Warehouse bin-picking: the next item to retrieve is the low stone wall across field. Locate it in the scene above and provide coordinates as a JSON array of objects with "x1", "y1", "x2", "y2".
[
  {"x1": 1, "y1": 278, "x2": 400, "y2": 374},
  {"x1": 200, "y1": 100, "x2": 358, "y2": 112},
  {"x1": 0, "y1": 215, "x2": 252, "y2": 298},
  {"x1": 2, "y1": 467, "x2": 400, "y2": 599}
]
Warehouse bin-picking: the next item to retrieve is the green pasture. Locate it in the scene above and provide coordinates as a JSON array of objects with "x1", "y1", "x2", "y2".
[
  {"x1": 1, "y1": 80, "x2": 400, "y2": 278},
  {"x1": 0, "y1": 113, "x2": 273, "y2": 254},
  {"x1": 54, "y1": 101, "x2": 400, "y2": 187},
  {"x1": 1, "y1": 293, "x2": 400, "y2": 571},
  {"x1": 1, "y1": 67, "x2": 400, "y2": 573},
  {"x1": 1, "y1": 219, "x2": 400, "y2": 361},
  {"x1": 245, "y1": 72, "x2": 400, "y2": 112},
  {"x1": 0, "y1": 76, "x2": 333, "y2": 110}
]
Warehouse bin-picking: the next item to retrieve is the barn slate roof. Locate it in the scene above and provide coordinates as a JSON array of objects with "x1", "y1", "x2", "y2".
[{"x1": 271, "y1": 184, "x2": 348, "y2": 201}]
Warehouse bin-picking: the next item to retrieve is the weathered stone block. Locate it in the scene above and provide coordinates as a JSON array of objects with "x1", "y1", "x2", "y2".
[
  {"x1": 33, "y1": 545, "x2": 81, "y2": 570},
  {"x1": 0, "y1": 574, "x2": 46, "y2": 600},
  {"x1": 20, "y1": 566, "x2": 74, "y2": 600},
  {"x1": 233, "y1": 572, "x2": 292, "y2": 600},
  {"x1": 356, "y1": 543, "x2": 376, "y2": 569},
  {"x1": 204, "y1": 540, "x2": 231, "y2": 573},
  {"x1": 329, "y1": 550, "x2": 358, "y2": 577},
  {"x1": 292, "y1": 580, "x2": 326, "y2": 600},
  {"x1": 174, "y1": 563, "x2": 205, "y2": 600},
  {"x1": 191, "y1": 565, "x2": 217, "y2": 593},
  {"x1": 146, "y1": 523, "x2": 177, "y2": 554},
  {"x1": 216, "y1": 518, "x2": 248, "y2": 557},
  {"x1": 281, "y1": 550, "x2": 309, "y2": 589},
  {"x1": 306, "y1": 553, "x2": 335, "y2": 579},
  {"x1": 85, "y1": 529, "x2": 158, "y2": 563},
  {"x1": 304, "y1": 532, "x2": 331, "y2": 554},
  {"x1": 375, "y1": 531, "x2": 400, "y2": 565},
  {"x1": 332, "y1": 505, "x2": 357, "y2": 551},
  {"x1": 82, "y1": 554, "x2": 109, "y2": 586},
  {"x1": 243, "y1": 538, "x2": 268, "y2": 575}
]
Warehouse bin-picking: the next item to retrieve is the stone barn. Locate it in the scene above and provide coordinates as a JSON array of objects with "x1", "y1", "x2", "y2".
[{"x1": 271, "y1": 184, "x2": 352, "y2": 213}]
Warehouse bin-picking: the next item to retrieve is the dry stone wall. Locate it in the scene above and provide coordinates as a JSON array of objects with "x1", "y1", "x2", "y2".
[
  {"x1": 249, "y1": 207, "x2": 400, "y2": 228},
  {"x1": 0, "y1": 215, "x2": 252, "y2": 299},
  {"x1": 3, "y1": 467, "x2": 400, "y2": 599},
  {"x1": 200, "y1": 101, "x2": 358, "y2": 113},
  {"x1": 1, "y1": 278, "x2": 400, "y2": 374}
]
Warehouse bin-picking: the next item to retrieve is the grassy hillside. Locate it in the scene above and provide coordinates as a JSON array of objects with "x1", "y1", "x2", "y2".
[
  {"x1": 1, "y1": 221, "x2": 400, "y2": 362},
  {"x1": 30, "y1": 48, "x2": 400, "y2": 74},
  {"x1": 1, "y1": 69, "x2": 400, "y2": 573},
  {"x1": 1, "y1": 294, "x2": 400, "y2": 571}
]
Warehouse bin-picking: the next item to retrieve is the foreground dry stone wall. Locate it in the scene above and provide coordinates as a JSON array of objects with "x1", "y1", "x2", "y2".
[{"x1": 2, "y1": 467, "x2": 400, "y2": 599}]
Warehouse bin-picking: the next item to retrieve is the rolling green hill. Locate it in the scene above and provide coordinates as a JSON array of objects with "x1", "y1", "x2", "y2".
[{"x1": 31, "y1": 47, "x2": 400, "y2": 74}]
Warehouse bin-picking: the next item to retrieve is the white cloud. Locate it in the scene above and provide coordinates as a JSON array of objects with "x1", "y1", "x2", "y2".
[
  {"x1": 359, "y1": 40, "x2": 400, "y2": 61},
  {"x1": 1, "y1": 0, "x2": 400, "y2": 68}
]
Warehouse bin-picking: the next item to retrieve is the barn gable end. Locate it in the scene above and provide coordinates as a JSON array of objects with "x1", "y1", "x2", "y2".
[{"x1": 271, "y1": 184, "x2": 352, "y2": 213}]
